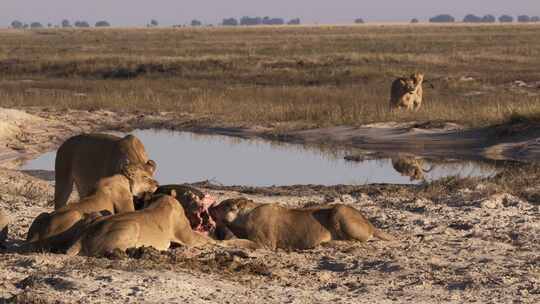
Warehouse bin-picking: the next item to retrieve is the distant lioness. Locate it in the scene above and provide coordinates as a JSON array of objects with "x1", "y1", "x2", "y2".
[
  {"x1": 389, "y1": 72, "x2": 425, "y2": 111},
  {"x1": 68, "y1": 193, "x2": 256, "y2": 257},
  {"x1": 210, "y1": 198, "x2": 395, "y2": 250},
  {"x1": 25, "y1": 163, "x2": 159, "y2": 253},
  {"x1": 0, "y1": 209, "x2": 9, "y2": 246},
  {"x1": 54, "y1": 133, "x2": 156, "y2": 210}
]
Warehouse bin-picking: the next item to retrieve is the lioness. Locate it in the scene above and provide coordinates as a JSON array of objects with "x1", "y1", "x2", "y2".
[
  {"x1": 210, "y1": 198, "x2": 394, "y2": 250},
  {"x1": 389, "y1": 72, "x2": 425, "y2": 111},
  {"x1": 54, "y1": 133, "x2": 156, "y2": 210},
  {"x1": 0, "y1": 209, "x2": 9, "y2": 246},
  {"x1": 25, "y1": 163, "x2": 158, "y2": 253},
  {"x1": 67, "y1": 193, "x2": 256, "y2": 256}
]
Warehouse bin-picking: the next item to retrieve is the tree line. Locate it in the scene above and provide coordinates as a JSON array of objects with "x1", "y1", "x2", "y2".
[
  {"x1": 428, "y1": 14, "x2": 540, "y2": 23},
  {"x1": 10, "y1": 19, "x2": 111, "y2": 29},
  {"x1": 353, "y1": 14, "x2": 540, "y2": 24},
  {"x1": 8, "y1": 17, "x2": 301, "y2": 29},
  {"x1": 221, "y1": 17, "x2": 301, "y2": 26},
  {"x1": 9, "y1": 14, "x2": 540, "y2": 29}
]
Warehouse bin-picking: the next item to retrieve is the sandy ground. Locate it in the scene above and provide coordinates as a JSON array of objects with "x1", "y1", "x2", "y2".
[{"x1": 0, "y1": 108, "x2": 539, "y2": 303}]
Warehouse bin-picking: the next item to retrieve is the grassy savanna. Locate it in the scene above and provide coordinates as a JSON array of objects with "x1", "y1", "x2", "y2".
[{"x1": 1, "y1": 25, "x2": 540, "y2": 127}]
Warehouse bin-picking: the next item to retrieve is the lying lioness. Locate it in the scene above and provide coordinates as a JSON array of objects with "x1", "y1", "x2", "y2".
[
  {"x1": 210, "y1": 198, "x2": 394, "y2": 250},
  {"x1": 68, "y1": 193, "x2": 256, "y2": 256},
  {"x1": 54, "y1": 133, "x2": 156, "y2": 210},
  {"x1": 25, "y1": 163, "x2": 158, "y2": 253}
]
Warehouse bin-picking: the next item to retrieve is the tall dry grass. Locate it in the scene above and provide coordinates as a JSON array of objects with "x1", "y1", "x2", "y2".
[{"x1": 1, "y1": 25, "x2": 540, "y2": 126}]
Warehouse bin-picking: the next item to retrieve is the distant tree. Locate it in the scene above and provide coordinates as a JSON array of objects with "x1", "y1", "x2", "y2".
[
  {"x1": 150, "y1": 19, "x2": 158, "y2": 27},
  {"x1": 498, "y1": 15, "x2": 514, "y2": 23},
  {"x1": 531, "y1": 16, "x2": 540, "y2": 22},
  {"x1": 463, "y1": 14, "x2": 482, "y2": 23},
  {"x1": 95, "y1": 21, "x2": 110, "y2": 27},
  {"x1": 191, "y1": 19, "x2": 202, "y2": 26},
  {"x1": 481, "y1": 15, "x2": 496, "y2": 23},
  {"x1": 74, "y1": 21, "x2": 90, "y2": 28},
  {"x1": 429, "y1": 14, "x2": 455, "y2": 23},
  {"x1": 47, "y1": 23, "x2": 53, "y2": 28},
  {"x1": 287, "y1": 18, "x2": 301, "y2": 25},
  {"x1": 262, "y1": 17, "x2": 284, "y2": 25},
  {"x1": 61, "y1": 19, "x2": 71, "y2": 28},
  {"x1": 10, "y1": 20, "x2": 24, "y2": 29},
  {"x1": 240, "y1": 16, "x2": 262, "y2": 26},
  {"x1": 517, "y1": 15, "x2": 531, "y2": 23},
  {"x1": 30, "y1": 22, "x2": 43, "y2": 29},
  {"x1": 410, "y1": 18, "x2": 419, "y2": 23},
  {"x1": 23, "y1": 23, "x2": 29, "y2": 29},
  {"x1": 222, "y1": 18, "x2": 239, "y2": 26},
  {"x1": 354, "y1": 18, "x2": 365, "y2": 24}
]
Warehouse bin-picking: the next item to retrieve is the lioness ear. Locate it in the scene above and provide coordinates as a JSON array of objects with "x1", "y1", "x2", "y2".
[
  {"x1": 123, "y1": 134, "x2": 136, "y2": 143},
  {"x1": 170, "y1": 189, "x2": 177, "y2": 198},
  {"x1": 146, "y1": 160, "x2": 157, "y2": 174}
]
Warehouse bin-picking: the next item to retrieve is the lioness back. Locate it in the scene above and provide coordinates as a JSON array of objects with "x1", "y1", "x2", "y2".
[
  {"x1": 245, "y1": 204, "x2": 332, "y2": 250},
  {"x1": 54, "y1": 133, "x2": 155, "y2": 210}
]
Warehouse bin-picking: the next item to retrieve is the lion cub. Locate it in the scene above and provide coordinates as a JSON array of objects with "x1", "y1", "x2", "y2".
[
  {"x1": 25, "y1": 163, "x2": 158, "y2": 253},
  {"x1": 389, "y1": 72, "x2": 425, "y2": 111},
  {"x1": 210, "y1": 198, "x2": 394, "y2": 250}
]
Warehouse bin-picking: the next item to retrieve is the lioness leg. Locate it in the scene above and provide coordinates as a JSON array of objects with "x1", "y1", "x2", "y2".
[
  {"x1": 84, "y1": 222, "x2": 141, "y2": 256},
  {"x1": 174, "y1": 230, "x2": 213, "y2": 247},
  {"x1": 413, "y1": 100, "x2": 422, "y2": 111},
  {"x1": 26, "y1": 212, "x2": 50, "y2": 242},
  {"x1": 54, "y1": 158, "x2": 74, "y2": 210},
  {"x1": 332, "y1": 206, "x2": 375, "y2": 242}
]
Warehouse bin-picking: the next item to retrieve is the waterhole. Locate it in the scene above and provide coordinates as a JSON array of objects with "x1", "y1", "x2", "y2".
[{"x1": 21, "y1": 129, "x2": 499, "y2": 186}]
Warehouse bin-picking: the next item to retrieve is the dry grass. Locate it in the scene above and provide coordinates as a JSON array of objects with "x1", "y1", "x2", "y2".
[{"x1": 1, "y1": 25, "x2": 540, "y2": 127}]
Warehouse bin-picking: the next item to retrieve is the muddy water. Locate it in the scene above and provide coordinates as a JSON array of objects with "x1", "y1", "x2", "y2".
[{"x1": 21, "y1": 129, "x2": 498, "y2": 186}]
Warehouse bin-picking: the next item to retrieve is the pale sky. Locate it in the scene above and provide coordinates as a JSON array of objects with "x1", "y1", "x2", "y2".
[{"x1": 1, "y1": 0, "x2": 539, "y2": 27}]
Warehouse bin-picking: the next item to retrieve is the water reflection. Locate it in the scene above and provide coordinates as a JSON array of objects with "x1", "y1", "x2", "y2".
[
  {"x1": 391, "y1": 155, "x2": 433, "y2": 181},
  {"x1": 20, "y1": 129, "x2": 499, "y2": 186}
]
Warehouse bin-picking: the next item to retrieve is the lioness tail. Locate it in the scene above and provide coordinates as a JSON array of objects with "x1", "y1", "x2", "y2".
[{"x1": 373, "y1": 229, "x2": 396, "y2": 241}]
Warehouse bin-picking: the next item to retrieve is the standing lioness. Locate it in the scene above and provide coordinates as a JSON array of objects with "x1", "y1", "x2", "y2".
[
  {"x1": 389, "y1": 73, "x2": 425, "y2": 111},
  {"x1": 54, "y1": 133, "x2": 156, "y2": 210},
  {"x1": 210, "y1": 198, "x2": 394, "y2": 250}
]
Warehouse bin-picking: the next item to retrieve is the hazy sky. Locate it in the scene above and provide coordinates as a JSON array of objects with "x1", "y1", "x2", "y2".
[{"x1": 2, "y1": 0, "x2": 539, "y2": 26}]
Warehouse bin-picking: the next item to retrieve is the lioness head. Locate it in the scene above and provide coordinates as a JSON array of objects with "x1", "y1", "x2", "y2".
[
  {"x1": 400, "y1": 77, "x2": 417, "y2": 93},
  {"x1": 140, "y1": 191, "x2": 176, "y2": 209},
  {"x1": 121, "y1": 163, "x2": 159, "y2": 198},
  {"x1": 209, "y1": 198, "x2": 258, "y2": 225}
]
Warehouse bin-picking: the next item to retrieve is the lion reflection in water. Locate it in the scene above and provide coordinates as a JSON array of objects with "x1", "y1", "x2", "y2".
[{"x1": 391, "y1": 156, "x2": 433, "y2": 181}]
